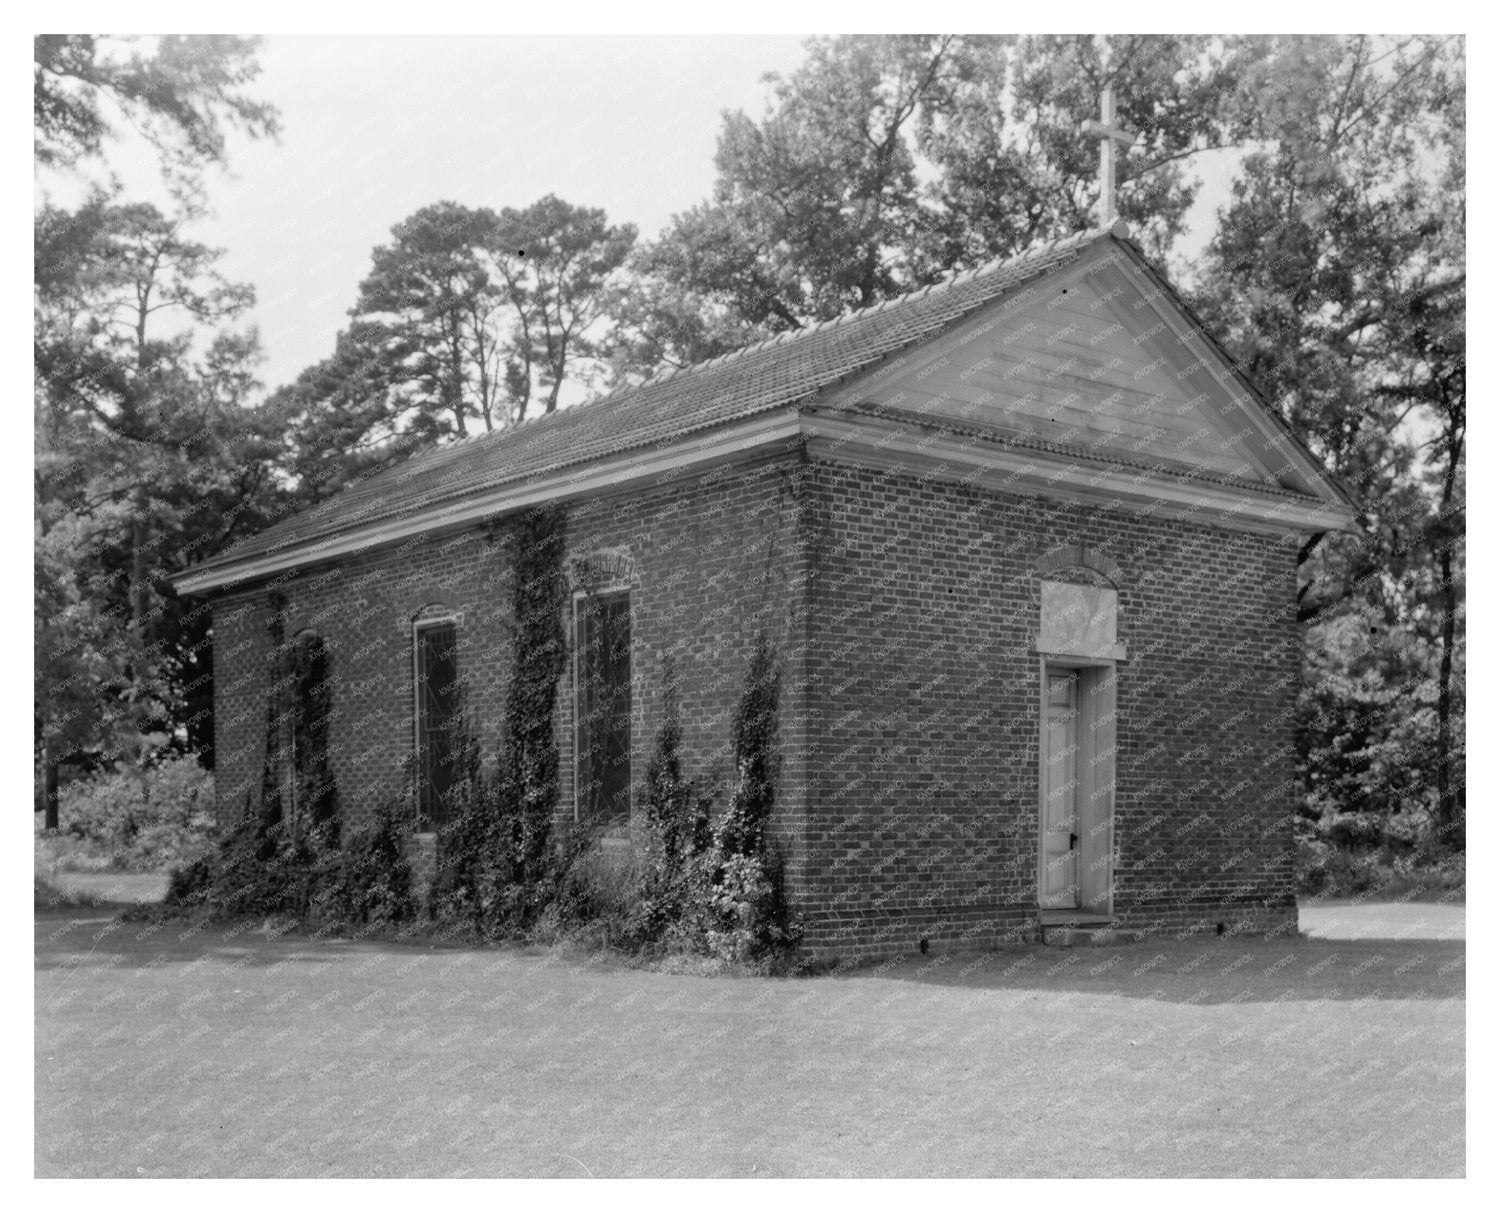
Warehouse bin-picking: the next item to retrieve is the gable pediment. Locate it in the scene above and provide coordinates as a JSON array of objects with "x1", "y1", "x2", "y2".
[{"x1": 827, "y1": 241, "x2": 1336, "y2": 502}]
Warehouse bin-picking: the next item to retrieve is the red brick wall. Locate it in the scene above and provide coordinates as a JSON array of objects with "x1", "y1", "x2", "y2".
[
  {"x1": 206, "y1": 449, "x2": 813, "y2": 885},
  {"x1": 798, "y1": 459, "x2": 1303, "y2": 956},
  {"x1": 206, "y1": 446, "x2": 1303, "y2": 957}
]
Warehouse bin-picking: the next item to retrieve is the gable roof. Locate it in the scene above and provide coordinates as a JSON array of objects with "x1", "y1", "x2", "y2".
[{"x1": 174, "y1": 221, "x2": 1357, "y2": 596}]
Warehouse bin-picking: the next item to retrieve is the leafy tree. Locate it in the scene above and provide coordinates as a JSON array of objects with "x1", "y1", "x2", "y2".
[
  {"x1": 608, "y1": 247, "x2": 766, "y2": 379},
  {"x1": 1194, "y1": 34, "x2": 1465, "y2": 844},
  {"x1": 343, "y1": 201, "x2": 510, "y2": 440},
  {"x1": 35, "y1": 33, "x2": 281, "y2": 821},
  {"x1": 285, "y1": 196, "x2": 636, "y2": 490},
  {"x1": 917, "y1": 34, "x2": 1242, "y2": 266},
  {"x1": 37, "y1": 194, "x2": 258, "y2": 609},
  {"x1": 619, "y1": 35, "x2": 1245, "y2": 373},
  {"x1": 35, "y1": 34, "x2": 279, "y2": 182},
  {"x1": 267, "y1": 326, "x2": 425, "y2": 505},
  {"x1": 33, "y1": 504, "x2": 159, "y2": 829},
  {"x1": 35, "y1": 192, "x2": 287, "y2": 777},
  {"x1": 625, "y1": 35, "x2": 972, "y2": 354},
  {"x1": 1298, "y1": 614, "x2": 1443, "y2": 831},
  {"x1": 490, "y1": 196, "x2": 638, "y2": 420}
]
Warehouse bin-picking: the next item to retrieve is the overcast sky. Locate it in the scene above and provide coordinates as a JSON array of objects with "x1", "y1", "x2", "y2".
[{"x1": 37, "y1": 34, "x2": 1241, "y2": 396}]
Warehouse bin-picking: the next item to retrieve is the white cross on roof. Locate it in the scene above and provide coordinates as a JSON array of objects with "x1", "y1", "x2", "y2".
[{"x1": 1080, "y1": 84, "x2": 1138, "y2": 226}]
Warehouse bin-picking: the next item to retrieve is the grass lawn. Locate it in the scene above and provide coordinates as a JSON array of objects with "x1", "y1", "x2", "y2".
[{"x1": 35, "y1": 900, "x2": 1463, "y2": 1178}]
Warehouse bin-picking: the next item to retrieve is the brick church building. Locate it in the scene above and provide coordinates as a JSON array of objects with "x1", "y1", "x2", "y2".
[{"x1": 173, "y1": 220, "x2": 1357, "y2": 956}]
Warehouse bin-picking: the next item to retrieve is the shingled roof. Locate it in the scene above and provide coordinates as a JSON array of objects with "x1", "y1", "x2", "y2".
[{"x1": 182, "y1": 222, "x2": 1129, "y2": 590}]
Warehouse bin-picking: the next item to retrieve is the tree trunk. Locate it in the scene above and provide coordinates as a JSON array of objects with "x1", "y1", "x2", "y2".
[
  {"x1": 1434, "y1": 408, "x2": 1464, "y2": 849},
  {"x1": 43, "y1": 746, "x2": 60, "y2": 832},
  {"x1": 1435, "y1": 542, "x2": 1459, "y2": 847},
  {"x1": 131, "y1": 510, "x2": 149, "y2": 627}
]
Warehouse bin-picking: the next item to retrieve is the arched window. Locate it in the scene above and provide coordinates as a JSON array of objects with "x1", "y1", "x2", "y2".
[
  {"x1": 410, "y1": 607, "x2": 462, "y2": 832},
  {"x1": 287, "y1": 631, "x2": 339, "y2": 845},
  {"x1": 574, "y1": 588, "x2": 632, "y2": 827},
  {"x1": 568, "y1": 552, "x2": 634, "y2": 828}
]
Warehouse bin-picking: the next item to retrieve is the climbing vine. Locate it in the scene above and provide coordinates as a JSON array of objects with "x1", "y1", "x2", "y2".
[
  {"x1": 165, "y1": 598, "x2": 347, "y2": 921},
  {"x1": 706, "y1": 632, "x2": 799, "y2": 960},
  {"x1": 506, "y1": 503, "x2": 569, "y2": 885},
  {"x1": 428, "y1": 503, "x2": 571, "y2": 936},
  {"x1": 160, "y1": 504, "x2": 800, "y2": 966},
  {"x1": 629, "y1": 658, "x2": 716, "y2": 944},
  {"x1": 614, "y1": 635, "x2": 799, "y2": 962}
]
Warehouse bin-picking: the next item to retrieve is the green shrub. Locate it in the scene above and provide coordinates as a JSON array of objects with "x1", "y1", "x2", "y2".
[
  {"x1": 161, "y1": 616, "x2": 346, "y2": 924},
  {"x1": 51, "y1": 754, "x2": 215, "y2": 871},
  {"x1": 201, "y1": 786, "x2": 340, "y2": 921},
  {"x1": 427, "y1": 740, "x2": 523, "y2": 934},
  {"x1": 702, "y1": 634, "x2": 800, "y2": 960},
  {"x1": 424, "y1": 507, "x2": 569, "y2": 938},
  {"x1": 599, "y1": 635, "x2": 802, "y2": 961},
  {"x1": 715, "y1": 634, "x2": 782, "y2": 862},
  {"x1": 338, "y1": 798, "x2": 416, "y2": 927},
  {"x1": 704, "y1": 853, "x2": 772, "y2": 962},
  {"x1": 163, "y1": 853, "x2": 217, "y2": 910},
  {"x1": 551, "y1": 839, "x2": 645, "y2": 941},
  {"x1": 628, "y1": 665, "x2": 719, "y2": 950},
  {"x1": 210, "y1": 792, "x2": 295, "y2": 917},
  {"x1": 1297, "y1": 822, "x2": 1468, "y2": 900},
  {"x1": 33, "y1": 830, "x2": 114, "y2": 874},
  {"x1": 640, "y1": 667, "x2": 712, "y2": 868}
]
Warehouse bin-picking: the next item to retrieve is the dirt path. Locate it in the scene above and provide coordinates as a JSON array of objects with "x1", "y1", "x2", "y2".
[
  {"x1": 1300, "y1": 898, "x2": 1465, "y2": 941},
  {"x1": 43, "y1": 870, "x2": 169, "y2": 905}
]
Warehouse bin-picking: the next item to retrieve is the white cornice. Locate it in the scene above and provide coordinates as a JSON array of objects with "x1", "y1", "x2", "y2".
[{"x1": 802, "y1": 413, "x2": 1358, "y2": 538}]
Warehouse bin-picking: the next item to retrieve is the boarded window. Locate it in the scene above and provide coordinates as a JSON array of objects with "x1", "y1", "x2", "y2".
[
  {"x1": 413, "y1": 619, "x2": 461, "y2": 831},
  {"x1": 575, "y1": 592, "x2": 631, "y2": 826}
]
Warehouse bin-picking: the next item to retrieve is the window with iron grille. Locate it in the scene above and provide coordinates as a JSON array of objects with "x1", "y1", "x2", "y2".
[
  {"x1": 574, "y1": 591, "x2": 631, "y2": 827},
  {"x1": 413, "y1": 619, "x2": 460, "y2": 831}
]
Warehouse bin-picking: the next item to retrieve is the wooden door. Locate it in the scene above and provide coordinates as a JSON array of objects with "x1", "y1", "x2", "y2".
[
  {"x1": 1076, "y1": 665, "x2": 1116, "y2": 915},
  {"x1": 1040, "y1": 670, "x2": 1080, "y2": 908}
]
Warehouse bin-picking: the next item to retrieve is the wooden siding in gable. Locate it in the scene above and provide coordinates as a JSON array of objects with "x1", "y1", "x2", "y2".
[{"x1": 851, "y1": 249, "x2": 1280, "y2": 486}]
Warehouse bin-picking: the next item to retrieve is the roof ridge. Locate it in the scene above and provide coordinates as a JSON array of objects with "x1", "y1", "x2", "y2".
[
  {"x1": 302, "y1": 223, "x2": 1129, "y2": 485},
  {"x1": 630, "y1": 220, "x2": 1125, "y2": 390},
  {"x1": 178, "y1": 221, "x2": 1146, "y2": 586}
]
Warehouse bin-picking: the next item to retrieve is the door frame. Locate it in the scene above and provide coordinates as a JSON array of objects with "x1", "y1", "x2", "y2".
[{"x1": 1036, "y1": 655, "x2": 1117, "y2": 917}]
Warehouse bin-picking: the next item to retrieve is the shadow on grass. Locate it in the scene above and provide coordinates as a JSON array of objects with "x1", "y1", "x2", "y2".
[
  {"x1": 33, "y1": 908, "x2": 430, "y2": 974},
  {"x1": 35, "y1": 905, "x2": 1464, "y2": 1007},
  {"x1": 860, "y1": 931, "x2": 1465, "y2": 1004}
]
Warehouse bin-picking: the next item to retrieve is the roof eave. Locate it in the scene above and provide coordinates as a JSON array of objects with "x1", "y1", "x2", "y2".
[{"x1": 169, "y1": 410, "x2": 806, "y2": 597}]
